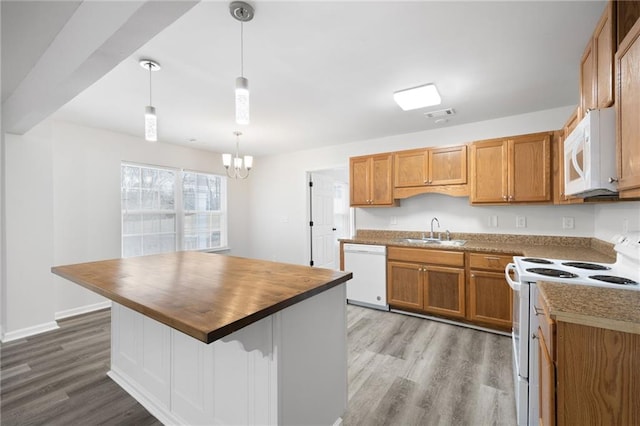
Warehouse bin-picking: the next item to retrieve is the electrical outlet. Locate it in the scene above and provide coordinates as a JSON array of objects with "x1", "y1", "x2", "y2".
[
  {"x1": 623, "y1": 218, "x2": 629, "y2": 233},
  {"x1": 390, "y1": 216, "x2": 397, "y2": 225},
  {"x1": 488, "y1": 215, "x2": 498, "y2": 227},
  {"x1": 562, "y1": 216, "x2": 575, "y2": 229},
  {"x1": 516, "y1": 216, "x2": 526, "y2": 228}
]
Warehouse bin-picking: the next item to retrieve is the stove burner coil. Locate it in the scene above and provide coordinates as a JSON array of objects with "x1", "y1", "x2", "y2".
[
  {"x1": 526, "y1": 268, "x2": 579, "y2": 278},
  {"x1": 522, "y1": 258, "x2": 554, "y2": 264},
  {"x1": 589, "y1": 275, "x2": 638, "y2": 285},
  {"x1": 562, "y1": 262, "x2": 611, "y2": 271}
]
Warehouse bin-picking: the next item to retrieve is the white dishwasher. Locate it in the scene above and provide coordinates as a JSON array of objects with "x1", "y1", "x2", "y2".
[{"x1": 343, "y1": 243, "x2": 388, "y2": 311}]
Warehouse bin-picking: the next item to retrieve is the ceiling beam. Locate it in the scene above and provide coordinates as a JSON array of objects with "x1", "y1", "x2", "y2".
[{"x1": 2, "y1": 0, "x2": 199, "y2": 135}]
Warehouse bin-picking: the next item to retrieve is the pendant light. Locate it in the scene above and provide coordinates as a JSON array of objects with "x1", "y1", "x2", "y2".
[
  {"x1": 139, "y1": 59, "x2": 161, "y2": 142},
  {"x1": 222, "y1": 131, "x2": 253, "y2": 179},
  {"x1": 230, "y1": 1, "x2": 254, "y2": 125}
]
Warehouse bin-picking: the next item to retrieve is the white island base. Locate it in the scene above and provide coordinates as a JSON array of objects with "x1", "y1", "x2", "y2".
[{"x1": 108, "y1": 284, "x2": 347, "y2": 425}]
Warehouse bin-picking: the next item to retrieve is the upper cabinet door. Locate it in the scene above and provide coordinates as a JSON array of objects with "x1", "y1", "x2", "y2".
[
  {"x1": 470, "y1": 139, "x2": 509, "y2": 203},
  {"x1": 371, "y1": 154, "x2": 394, "y2": 205},
  {"x1": 349, "y1": 156, "x2": 371, "y2": 206},
  {"x1": 509, "y1": 133, "x2": 551, "y2": 203},
  {"x1": 616, "y1": 16, "x2": 640, "y2": 198},
  {"x1": 580, "y1": 41, "x2": 596, "y2": 116},
  {"x1": 594, "y1": 1, "x2": 615, "y2": 108},
  {"x1": 428, "y1": 145, "x2": 467, "y2": 186},
  {"x1": 394, "y1": 149, "x2": 428, "y2": 188}
]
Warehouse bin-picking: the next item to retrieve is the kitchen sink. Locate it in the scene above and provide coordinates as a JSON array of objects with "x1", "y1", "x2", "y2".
[{"x1": 398, "y1": 238, "x2": 466, "y2": 247}]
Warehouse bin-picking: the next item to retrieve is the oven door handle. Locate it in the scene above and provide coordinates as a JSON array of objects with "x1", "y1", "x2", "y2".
[{"x1": 505, "y1": 263, "x2": 521, "y2": 291}]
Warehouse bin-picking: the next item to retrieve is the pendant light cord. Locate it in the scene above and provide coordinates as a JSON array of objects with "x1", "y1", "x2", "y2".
[
  {"x1": 240, "y1": 19, "x2": 244, "y2": 77},
  {"x1": 148, "y1": 63, "x2": 153, "y2": 105}
]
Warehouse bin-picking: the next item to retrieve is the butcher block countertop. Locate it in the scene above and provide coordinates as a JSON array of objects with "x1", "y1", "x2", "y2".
[
  {"x1": 538, "y1": 282, "x2": 640, "y2": 335},
  {"x1": 52, "y1": 251, "x2": 352, "y2": 344},
  {"x1": 340, "y1": 229, "x2": 616, "y2": 262}
]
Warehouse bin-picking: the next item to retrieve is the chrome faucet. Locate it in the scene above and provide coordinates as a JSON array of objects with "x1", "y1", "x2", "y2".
[{"x1": 430, "y1": 217, "x2": 440, "y2": 239}]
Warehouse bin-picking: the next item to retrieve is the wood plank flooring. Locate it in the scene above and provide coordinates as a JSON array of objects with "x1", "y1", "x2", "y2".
[{"x1": 1, "y1": 306, "x2": 516, "y2": 425}]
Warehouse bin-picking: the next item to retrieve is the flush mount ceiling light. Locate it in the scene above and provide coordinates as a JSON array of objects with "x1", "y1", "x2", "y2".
[
  {"x1": 393, "y1": 83, "x2": 441, "y2": 111},
  {"x1": 230, "y1": 1, "x2": 254, "y2": 125},
  {"x1": 139, "y1": 59, "x2": 161, "y2": 142},
  {"x1": 222, "y1": 131, "x2": 253, "y2": 179}
]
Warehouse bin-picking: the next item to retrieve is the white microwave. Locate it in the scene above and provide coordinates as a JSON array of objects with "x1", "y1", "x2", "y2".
[{"x1": 564, "y1": 107, "x2": 617, "y2": 198}]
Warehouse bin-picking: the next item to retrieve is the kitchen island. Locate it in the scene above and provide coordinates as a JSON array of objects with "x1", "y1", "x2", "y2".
[{"x1": 52, "y1": 251, "x2": 352, "y2": 426}]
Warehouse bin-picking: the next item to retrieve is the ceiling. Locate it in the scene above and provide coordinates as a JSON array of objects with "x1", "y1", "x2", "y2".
[{"x1": 3, "y1": 1, "x2": 606, "y2": 157}]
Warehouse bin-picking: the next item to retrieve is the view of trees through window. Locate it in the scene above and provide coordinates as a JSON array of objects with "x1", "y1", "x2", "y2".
[{"x1": 121, "y1": 163, "x2": 227, "y2": 257}]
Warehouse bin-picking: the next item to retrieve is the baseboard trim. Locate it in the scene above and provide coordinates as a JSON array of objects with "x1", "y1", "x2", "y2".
[
  {"x1": 108, "y1": 369, "x2": 187, "y2": 426},
  {"x1": 389, "y1": 308, "x2": 510, "y2": 337},
  {"x1": 1, "y1": 321, "x2": 60, "y2": 343},
  {"x1": 55, "y1": 300, "x2": 112, "y2": 320}
]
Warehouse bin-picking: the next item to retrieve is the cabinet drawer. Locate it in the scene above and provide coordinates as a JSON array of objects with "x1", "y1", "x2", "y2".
[
  {"x1": 536, "y1": 292, "x2": 556, "y2": 361},
  {"x1": 468, "y1": 253, "x2": 513, "y2": 271},
  {"x1": 388, "y1": 247, "x2": 464, "y2": 267}
]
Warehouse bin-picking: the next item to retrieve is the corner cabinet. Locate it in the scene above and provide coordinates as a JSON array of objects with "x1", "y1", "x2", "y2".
[
  {"x1": 615, "y1": 16, "x2": 640, "y2": 198},
  {"x1": 470, "y1": 132, "x2": 551, "y2": 204},
  {"x1": 349, "y1": 153, "x2": 396, "y2": 207},
  {"x1": 393, "y1": 145, "x2": 468, "y2": 199},
  {"x1": 387, "y1": 247, "x2": 465, "y2": 320}
]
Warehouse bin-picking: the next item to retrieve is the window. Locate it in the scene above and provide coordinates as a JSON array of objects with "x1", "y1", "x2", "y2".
[
  {"x1": 121, "y1": 163, "x2": 227, "y2": 257},
  {"x1": 182, "y1": 171, "x2": 227, "y2": 250}
]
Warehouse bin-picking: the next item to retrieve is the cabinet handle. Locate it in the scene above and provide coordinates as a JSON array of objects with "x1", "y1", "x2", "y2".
[
  {"x1": 424, "y1": 180, "x2": 429, "y2": 184},
  {"x1": 485, "y1": 256, "x2": 500, "y2": 261},
  {"x1": 531, "y1": 332, "x2": 538, "y2": 340},
  {"x1": 533, "y1": 306, "x2": 544, "y2": 316},
  {"x1": 608, "y1": 177, "x2": 618, "y2": 183}
]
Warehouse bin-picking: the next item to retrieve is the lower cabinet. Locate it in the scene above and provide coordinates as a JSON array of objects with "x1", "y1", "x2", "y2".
[
  {"x1": 536, "y1": 291, "x2": 640, "y2": 425},
  {"x1": 387, "y1": 247, "x2": 465, "y2": 320},
  {"x1": 467, "y1": 253, "x2": 513, "y2": 331}
]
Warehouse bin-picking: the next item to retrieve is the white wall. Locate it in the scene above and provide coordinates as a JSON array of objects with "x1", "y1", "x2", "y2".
[
  {"x1": 248, "y1": 105, "x2": 600, "y2": 266},
  {"x1": 593, "y1": 201, "x2": 640, "y2": 242},
  {"x1": 3, "y1": 120, "x2": 251, "y2": 338},
  {"x1": 5, "y1": 122, "x2": 57, "y2": 335}
]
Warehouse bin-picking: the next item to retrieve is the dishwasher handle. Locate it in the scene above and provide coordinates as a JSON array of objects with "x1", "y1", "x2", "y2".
[{"x1": 343, "y1": 244, "x2": 386, "y2": 255}]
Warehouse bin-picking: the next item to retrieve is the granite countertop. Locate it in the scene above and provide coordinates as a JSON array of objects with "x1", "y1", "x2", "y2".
[
  {"x1": 340, "y1": 230, "x2": 616, "y2": 263},
  {"x1": 538, "y1": 281, "x2": 640, "y2": 335},
  {"x1": 52, "y1": 251, "x2": 352, "y2": 343}
]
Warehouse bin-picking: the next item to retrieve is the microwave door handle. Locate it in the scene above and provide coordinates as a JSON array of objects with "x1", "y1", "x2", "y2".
[
  {"x1": 505, "y1": 263, "x2": 521, "y2": 291},
  {"x1": 570, "y1": 140, "x2": 585, "y2": 179}
]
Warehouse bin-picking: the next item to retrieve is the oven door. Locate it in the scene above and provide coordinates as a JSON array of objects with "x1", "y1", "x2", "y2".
[
  {"x1": 506, "y1": 264, "x2": 531, "y2": 426},
  {"x1": 505, "y1": 264, "x2": 529, "y2": 379}
]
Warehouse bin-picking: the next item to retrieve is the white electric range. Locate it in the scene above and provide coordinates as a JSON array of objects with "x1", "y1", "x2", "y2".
[{"x1": 505, "y1": 232, "x2": 640, "y2": 426}]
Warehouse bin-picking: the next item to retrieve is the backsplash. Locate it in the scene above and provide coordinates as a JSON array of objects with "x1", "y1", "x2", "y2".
[{"x1": 355, "y1": 193, "x2": 596, "y2": 237}]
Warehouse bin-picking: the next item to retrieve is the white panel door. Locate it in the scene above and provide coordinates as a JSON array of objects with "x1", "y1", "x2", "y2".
[{"x1": 310, "y1": 173, "x2": 337, "y2": 269}]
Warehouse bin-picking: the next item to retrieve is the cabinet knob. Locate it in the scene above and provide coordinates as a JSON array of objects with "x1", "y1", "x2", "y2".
[
  {"x1": 508, "y1": 195, "x2": 513, "y2": 201},
  {"x1": 502, "y1": 195, "x2": 507, "y2": 201},
  {"x1": 471, "y1": 273, "x2": 475, "y2": 278}
]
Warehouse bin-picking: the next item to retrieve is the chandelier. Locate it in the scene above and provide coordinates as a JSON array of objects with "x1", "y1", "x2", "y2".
[{"x1": 222, "y1": 131, "x2": 253, "y2": 179}]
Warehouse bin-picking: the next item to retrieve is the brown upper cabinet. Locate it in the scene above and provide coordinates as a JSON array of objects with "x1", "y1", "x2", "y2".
[
  {"x1": 615, "y1": 15, "x2": 640, "y2": 198},
  {"x1": 394, "y1": 145, "x2": 468, "y2": 198},
  {"x1": 470, "y1": 132, "x2": 552, "y2": 204},
  {"x1": 580, "y1": 1, "x2": 615, "y2": 118},
  {"x1": 349, "y1": 153, "x2": 396, "y2": 207}
]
